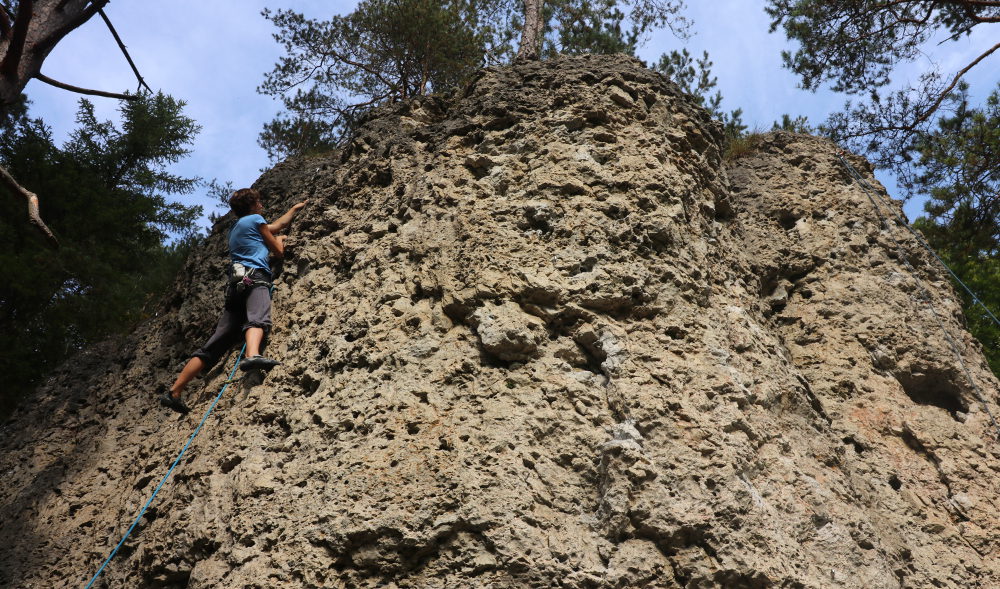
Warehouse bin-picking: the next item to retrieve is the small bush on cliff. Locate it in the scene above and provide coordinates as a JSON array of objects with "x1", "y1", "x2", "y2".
[
  {"x1": 723, "y1": 130, "x2": 768, "y2": 161},
  {"x1": 915, "y1": 218, "x2": 1000, "y2": 376}
]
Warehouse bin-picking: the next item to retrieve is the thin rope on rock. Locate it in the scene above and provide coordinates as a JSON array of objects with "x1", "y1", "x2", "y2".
[
  {"x1": 838, "y1": 155, "x2": 1000, "y2": 331},
  {"x1": 837, "y1": 153, "x2": 1000, "y2": 440}
]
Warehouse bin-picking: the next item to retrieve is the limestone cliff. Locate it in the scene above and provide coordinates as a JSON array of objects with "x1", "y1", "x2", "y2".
[{"x1": 2, "y1": 54, "x2": 999, "y2": 589}]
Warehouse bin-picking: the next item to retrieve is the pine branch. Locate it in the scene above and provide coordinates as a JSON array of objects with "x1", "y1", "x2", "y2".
[
  {"x1": 36, "y1": 0, "x2": 109, "y2": 56},
  {"x1": 912, "y1": 41, "x2": 1000, "y2": 129},
  {"x1": 97, "y1": 8, "x2": 151, "y2": 94},
  {"x1": 34, "y1": 71, "x2": 139, "y2": 100},
  {"x1": 0, "y1": 161, "x2": 59, "y2": 248}
]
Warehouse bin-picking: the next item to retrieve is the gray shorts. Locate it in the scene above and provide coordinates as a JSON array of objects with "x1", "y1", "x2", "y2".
[{"x1": 191, "y1": 284, "x2": 272, "y2": 369}]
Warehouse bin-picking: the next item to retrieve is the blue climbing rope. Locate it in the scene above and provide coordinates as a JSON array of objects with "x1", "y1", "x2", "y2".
[{"x1": 83, "y1": 343, "x2": 247, "y2": 589}]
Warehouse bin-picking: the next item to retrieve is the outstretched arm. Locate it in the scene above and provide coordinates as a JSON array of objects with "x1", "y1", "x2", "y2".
[{"x1": 268, "y1": 200, "x2": 308, "y2": 234}]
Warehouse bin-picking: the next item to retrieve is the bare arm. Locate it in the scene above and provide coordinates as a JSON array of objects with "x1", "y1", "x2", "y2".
[
  {"x1": 268, "y1": 200, "x2": 308, "y2": 234},
  {"x1": 259, "y1": 222, "x2": 285, "y2": 258}
]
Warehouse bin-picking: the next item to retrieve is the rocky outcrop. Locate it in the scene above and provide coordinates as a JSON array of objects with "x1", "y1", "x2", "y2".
[{"x1": 2, "y1": 54, "x2": 999, "y2": 588}]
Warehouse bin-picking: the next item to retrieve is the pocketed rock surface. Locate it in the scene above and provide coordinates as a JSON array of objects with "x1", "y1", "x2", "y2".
[{"x1": 3, "y1": 54, "x2": 1000, "y2": 588}]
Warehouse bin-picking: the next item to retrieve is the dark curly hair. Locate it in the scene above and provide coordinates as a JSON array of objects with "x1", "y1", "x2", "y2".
[{"x1": 229, "y1": 188, "x2": 262, "y2": 217}]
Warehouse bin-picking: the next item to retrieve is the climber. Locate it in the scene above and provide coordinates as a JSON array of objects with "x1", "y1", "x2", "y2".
[{"x1": 159, "y1": 188, "x2": 308, "y2": 414}]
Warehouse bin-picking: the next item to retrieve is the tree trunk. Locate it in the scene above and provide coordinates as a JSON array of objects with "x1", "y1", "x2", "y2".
[
  {"x1": 516, "y1": 0, "x2": 544, "y2": 61},
  {"x1": 1, "y1": 0, "x2": 110, "y2": 103}
]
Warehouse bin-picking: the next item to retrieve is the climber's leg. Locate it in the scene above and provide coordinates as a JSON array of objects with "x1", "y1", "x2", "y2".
[
  {"x1": 170, "y1": 356, "x2": 205, "y2": 398},
  {"x1": 239, "y1": 285, "x2": 280, "y2": 371},
  {"x1": 245, "y1": 327, "x2": 265, "y2": 358}
]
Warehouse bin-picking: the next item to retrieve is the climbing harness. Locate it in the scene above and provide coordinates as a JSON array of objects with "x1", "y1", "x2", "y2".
[
  {"x1": 227, "y1": 263, "x2": 272, "y2": 297},
  {"x1": 84, "y1": 284, "x2": 277, "y2": 587},
  {"x1": 837, "y1": 152, "x2": 1000, "y2": 439}
]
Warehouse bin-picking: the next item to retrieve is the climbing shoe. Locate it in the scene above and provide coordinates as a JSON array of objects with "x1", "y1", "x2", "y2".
[
  {"x1": 159, "y1": 392, "x2": 190, "y2": 415},
  {"x1": 239, "y1": 355, "x2": 280, "y2": 371}
]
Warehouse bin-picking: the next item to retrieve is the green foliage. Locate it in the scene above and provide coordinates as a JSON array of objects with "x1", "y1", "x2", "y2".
[
  {"x1": 653, "y1": 49, "x2": 745, "y2": 138},
  {"x1": 655, "y1": 49, "x2": 720, "y2": 110},
  {"x1": 767, "y1": 1, "x2": 985, "y2": 94},
  {"x1": 772, "y1": 113, "x2": 813, "y2": 134},
  {"x1": 0, "y1": 93, "x2": 202, "y2": 414},
  {"x1": 547, "y1": 0, "x2": 689, "y2": 56},
  {"x1": 205, "y1": 178, "x2": 236, "y2": 224},
  {"x1": 906, "y1": 83, "x2": 999, "y2": 255},
  {"x1": 767, "y1": 0, "x2": 999, "y2": 174},
  {"x1": 259, "y1": 0, "x2": 697, "y2": 159},
  {"x1": 259, "y1": 0, "x2": 501, "y2": 161}
]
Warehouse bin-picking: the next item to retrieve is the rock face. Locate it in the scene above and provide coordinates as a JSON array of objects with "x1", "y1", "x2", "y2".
[{"x1": 2, "y1": 54, "x2": 1000, "y2": 588}]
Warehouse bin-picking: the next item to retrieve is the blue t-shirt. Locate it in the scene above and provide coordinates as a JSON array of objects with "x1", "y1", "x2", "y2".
[{"x1": 229, "y1": 214, "x2": 270, "y2": 273}]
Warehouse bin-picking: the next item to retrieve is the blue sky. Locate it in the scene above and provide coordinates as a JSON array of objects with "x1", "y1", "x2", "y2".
[{"x1": 23, "y1": 1, "x2": 998, "y2": 225}]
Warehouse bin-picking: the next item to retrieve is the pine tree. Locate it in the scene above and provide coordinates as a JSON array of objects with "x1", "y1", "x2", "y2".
[
  {"x1": 653, "y1": 49, "x2": 745, "y2": 138},
  {"x1": 767, "y1": 0, "x2": 1000, "y2": 177},
  {"x1": 260, "y1": 0, "x2": 699, "y2": 159},
  {"x1": 0, "y1": 93, "x2": 202, "y2": 414},
  {"x1": 259, "y1": 0, "x2": 501, "y2": 161}
]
